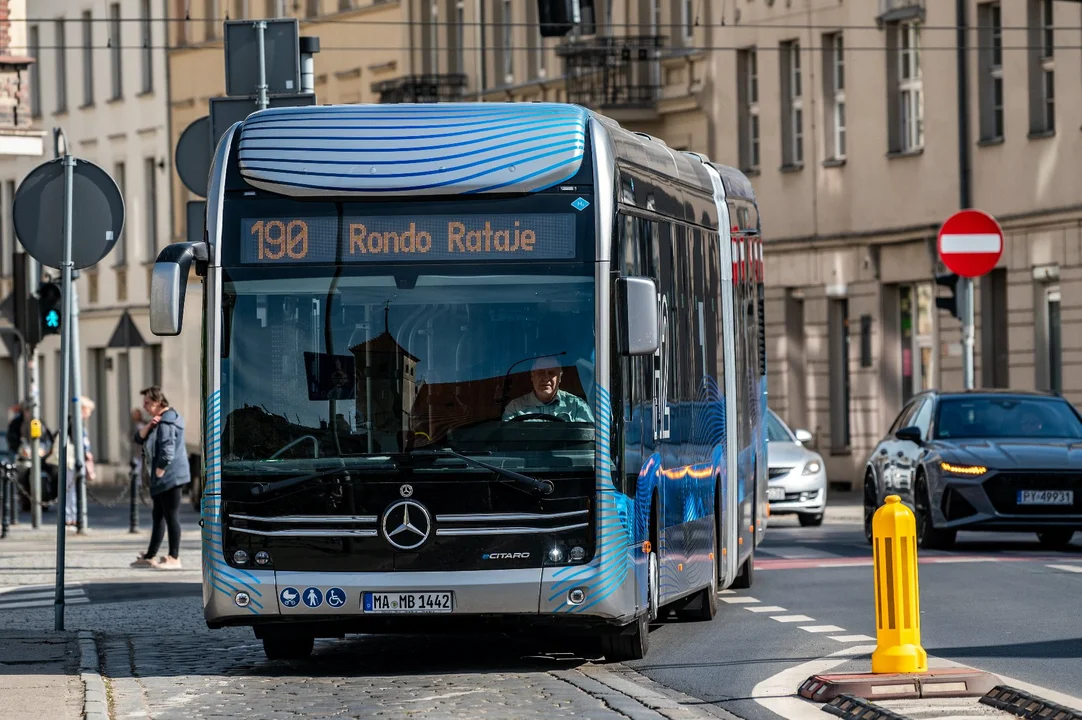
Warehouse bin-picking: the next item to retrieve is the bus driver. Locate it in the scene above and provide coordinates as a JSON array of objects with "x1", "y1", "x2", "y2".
[{"x1": 503, "y1": 356, "x2": 594, "y2": 423}]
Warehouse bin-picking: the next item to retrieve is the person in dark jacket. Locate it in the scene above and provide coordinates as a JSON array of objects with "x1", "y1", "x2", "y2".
[{"x1": 131, "y1": 386, "x2": 190, "y2": 570}]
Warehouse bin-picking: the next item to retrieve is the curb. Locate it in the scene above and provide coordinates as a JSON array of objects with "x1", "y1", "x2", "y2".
[{"x1": 77, "y1": 631, "x2": 109, "y2": 720}]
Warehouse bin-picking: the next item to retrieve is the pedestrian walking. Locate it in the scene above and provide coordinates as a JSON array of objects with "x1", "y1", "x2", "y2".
[
  {"x1": 65, "y1": 398, "x2": 96, "y2": 527},
  {"x1": 131, "y1": 387, "x2": 190, "y2": 570}
]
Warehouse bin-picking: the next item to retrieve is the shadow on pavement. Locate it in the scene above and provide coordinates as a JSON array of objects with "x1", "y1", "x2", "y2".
[{"x1": 934, "y1": 637, "x2": 1082, "y2": 660}]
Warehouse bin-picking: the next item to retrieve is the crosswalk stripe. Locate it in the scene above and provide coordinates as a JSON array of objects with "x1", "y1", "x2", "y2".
[
  {"x1": 771, "y1": 615, "x2": 815, "y2": 623},
  {"x1": 745, "y1": 605, "x2": 787, "y2": 613},
  {"x1": 0, "y1": 596, "x2": 90, "y2": 611},
  {"x1": 720, "y1": 596, "x2": 760, "y2": 604},
  {"x1": 1047, "y1": 564, "x2": 1082, "y2": 574},
  {"x1": 830, "y1": 634, "x2": 875, "y2": 642}
]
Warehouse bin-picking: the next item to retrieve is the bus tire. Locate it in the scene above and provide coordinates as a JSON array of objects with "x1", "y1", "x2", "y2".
[
  {"x1": 600, "y1": 610, "x2": 650, "y2": 662},
  {"x1": 732, "y1": 549, "x2": 754, "y2": 589},
  {"x1": 262, "y1": 632, "x2": 314, "y2": 661}
]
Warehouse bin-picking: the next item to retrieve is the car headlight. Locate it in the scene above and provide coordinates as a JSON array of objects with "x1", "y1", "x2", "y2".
[
  {"x1": 801, "y1": 460, "x2": 822, "y2": 476},
  {"x1": 940, "y1": 461, "x2": 988, "y2": 476}
]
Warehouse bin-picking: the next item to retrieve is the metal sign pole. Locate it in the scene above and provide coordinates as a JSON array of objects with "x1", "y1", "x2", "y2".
[
  {"x1": 71, "y1": 280, "x2": 87, "y2": 534},
  {"x1": 54, "y1": 147, "x2": 75, "y2": 632},
  {"x1": 255, "y1": 21, "x2": 269, "y2": 111},
  {"x1": 28, "y1": 353, "x2": 41, "y2": 528},
  {"x1": 962, "y1": 277, "x2": 975, "y2": 390}
]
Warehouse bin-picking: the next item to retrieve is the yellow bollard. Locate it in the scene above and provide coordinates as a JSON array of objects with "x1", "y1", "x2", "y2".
[{"x1": 870, "y1": 495, "x2": 928, "y2": 674}]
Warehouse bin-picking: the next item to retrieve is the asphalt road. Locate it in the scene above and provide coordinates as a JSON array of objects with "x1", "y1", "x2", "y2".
[{"x1": 630, "y1": 504, "x2": 1082, "y2": 720}]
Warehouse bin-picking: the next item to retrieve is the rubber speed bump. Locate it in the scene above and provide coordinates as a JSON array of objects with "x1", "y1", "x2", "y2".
[
  {"x1": 799, "y1": 668, "x2": 1001, "y2": 702},
  {"x1": 822, "y1": 694, "x2": 912, "y2": 720},
  {"x1": 980, "y1": 685, "x2": 1082, "y2": 720}
]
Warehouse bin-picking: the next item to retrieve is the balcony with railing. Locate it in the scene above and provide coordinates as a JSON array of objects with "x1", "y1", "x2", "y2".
[
  {"x1": 556, "y1": 35, "x2": 668, "y2": 122},
  {"x1": 877, "y1": 0, "x2": 924, "y2": 24},
  {"x1": 372, "y1": 74, "x2": 469, "y2": 103}
]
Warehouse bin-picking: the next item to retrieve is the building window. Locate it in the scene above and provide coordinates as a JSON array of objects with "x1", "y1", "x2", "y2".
[
  {"x1": 737, "y1": 48, "x2": 760, "y2": 172},
  {"x1": 427, "y1": 0, "x2": 439, "y2": 74},
  {"x1": 145, "y1": 158, "x2": 158, "y2": 262},
  {"x1": 682, "y1": 0, "x2": 694, "y2": 43},
  {"x1": 338, "y1": 0, "x2": 352, "y2": 10},
  {"x1": 780, "y1": 40, "x2": 803, "y2": 167},
  {"x1": 828, "y1": 297, "x2": 850, "y2": 453},
  {"x1": 205, "y1": 0, "x2": 219, "y2": 39},
  {"x1": 141, "y1": 0, "x2": 154, "y2": 93},
  {"x1": 977, "y1": 2, "x2": 1003, "y2": 142},
  {"x1": 527, "y1": 0, "x2": 545, "y2": 79},
  {"x1": 306, "y1": 0, "x2": 319, "y2": 17},
  {"x1": 1046, "y1": 287, "x2": 1061, "y2": 394},
  {"x1": 889, "y1": 20, "x2": 923, "y2": 153},
  {"x1": 54, "y1": 20, "x2": 67, "y2": 114},
  {"x1": 823, "y1": 32, "x2": 845, "y2": 160},
  {"x1": 451, "y1": 0, "x2": 465, "y2": 75},
  {"x1": 502, "y1": 0, "x2": 514, "y2": 84},
  {"x1": 81, "y1": 12, "x2": 94, "y2": 106},
  {"x1": 979, "y1": 268, "x2": 1009, "y2": 388},
  {"x1": 109, "y1": 4, "x2": 123, "y2": 100},
  {"x1": 176, "y1": 0, "x2": 189, "y2": 45},
  {"x1": 113, "y1": 162, "x2": 127, "y2": 266},
  {"x1": 28, "y1": 26, "x2": 41, "y2": 118},
  {"x1": 235, "y1": 0, "x2": 251, "y2": 17},
  {"x1": 1028, "y1": 0, "x2": 1054, "y2": 135}
]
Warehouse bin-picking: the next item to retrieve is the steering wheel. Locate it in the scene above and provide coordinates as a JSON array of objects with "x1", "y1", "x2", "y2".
[{"x1": 508, "y1": 413, "x2": 568, "y2": 423}]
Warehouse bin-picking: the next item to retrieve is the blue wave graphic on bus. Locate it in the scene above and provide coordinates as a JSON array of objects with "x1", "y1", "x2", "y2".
[
  {"x1": 236, "y1": 103, "x2": 590, "y2": 197},
  {"x1": 202, "y1": 391, "x2": 264, "y2": 614}
]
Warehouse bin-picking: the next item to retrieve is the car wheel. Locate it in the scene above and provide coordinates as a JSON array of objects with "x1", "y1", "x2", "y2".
[
  {"x1": 863, "y1": 473, "x2": 877, "y2": 545},
  {"x1": 914, "y1": 475, "x2": 956, "y2": 550},
  {"x1": 799, "y1": 513, "x2": 824, "y2": 527},
  {"x1": 1036, "y1": 530, "x2": 1075, "y2": 550},
  {"x1": 262, "y1": 632, "x2": 314, "y2": 661}
]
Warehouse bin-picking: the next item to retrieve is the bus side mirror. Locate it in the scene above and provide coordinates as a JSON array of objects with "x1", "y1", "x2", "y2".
[
  {"x1": 150, "y1": 241, "x2": 208, "y2": 337},
  {"x1": 616, "y1": 276, "x2": 658, "y2": 356}
]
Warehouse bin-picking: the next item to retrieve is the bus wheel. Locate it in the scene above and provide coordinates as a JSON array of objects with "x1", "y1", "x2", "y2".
[
  {"x1": 731, "y1": 549, "x2": 754, "y2": 589},
  {"x1": 600, "y1": 608, "x2": 650, "y2": 662},
  {"x1": 262, "y1": 632, "x2": 314, "y2": 661}
]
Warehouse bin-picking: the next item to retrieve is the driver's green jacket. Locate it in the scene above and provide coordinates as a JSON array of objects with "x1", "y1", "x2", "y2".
[{"x1": 503, "y1": 389, "x2": 594, "y2": 423}]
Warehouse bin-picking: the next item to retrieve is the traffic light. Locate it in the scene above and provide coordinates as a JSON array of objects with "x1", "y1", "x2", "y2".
[
  {"x1": 37, "y1": 282, "x2": 62, "y2": 335},
  {"x1": 934, "y1": 272, "x2": 963, "y2": 322}
]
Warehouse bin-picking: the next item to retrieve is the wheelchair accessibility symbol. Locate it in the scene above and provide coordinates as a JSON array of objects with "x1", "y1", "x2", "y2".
[{"x1": 326, "y1": 587, "x2": 347, "y2": 608}]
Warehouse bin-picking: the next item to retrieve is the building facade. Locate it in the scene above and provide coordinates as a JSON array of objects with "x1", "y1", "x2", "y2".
[
  {"x1": 710, "y1": 0, "x2": 1082, "y2": 487},
  {"x1": 0, "y1": 0, "x2": 174, "y2": 481}
]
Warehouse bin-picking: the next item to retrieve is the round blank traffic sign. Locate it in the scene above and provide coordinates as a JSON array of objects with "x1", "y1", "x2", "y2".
[
  {"x1": 175, "y1": 116, "x2": 211, "y2": 197},
  {"x1": 937, "y1": 209, "x2": 1003, "y2": 279},
  {"x1": 13, "y1": 157, "x2": 125, "y2": 270}
]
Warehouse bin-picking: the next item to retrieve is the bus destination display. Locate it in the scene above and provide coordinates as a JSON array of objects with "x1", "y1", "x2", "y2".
[{"x1": 241, "y1": 214, "x2": 577, "y2": 264}]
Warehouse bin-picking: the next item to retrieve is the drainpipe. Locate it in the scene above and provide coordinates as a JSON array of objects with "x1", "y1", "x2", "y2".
[{"x1": 956, "y1": 0, "x2": 971, "y2": 210}]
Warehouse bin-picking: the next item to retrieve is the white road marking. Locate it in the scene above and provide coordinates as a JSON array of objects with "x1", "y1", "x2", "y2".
[
  {"x1": 718, "y1": 589, "x2": 736, "y2": 595},
  {"x1": 772, "y1": 615, "x2": 816, "y2": 623},
  {"x1": 720, "y1": 596, "x2": 760, "y2": 604},
  {"x1": 745, "y1": 605, "x2": 787, "y2": 613},
  {"x1": 798, "y1": 625, "x2": 846, "y2": 634},
  {"x1": 751, "y1": 644, "x2": 875, "y2": 720},
  {"x1": 1047, "y1": 564, "x2": 1082, "y2": 574},
  {"x1": 829, "y1": 634, "x2": 876, "y2": 642},
  {"x1": 760, "y1": 546, "x2": 839, "y2": 560}
]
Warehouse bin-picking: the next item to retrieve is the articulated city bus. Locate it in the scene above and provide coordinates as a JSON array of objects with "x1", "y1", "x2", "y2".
[{"x1": 149, "y1": 103, "x2": 767, "y2": 661}]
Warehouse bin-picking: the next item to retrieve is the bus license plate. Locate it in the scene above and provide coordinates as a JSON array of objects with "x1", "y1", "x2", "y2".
[
  {"x1": 1017, "y1": 490, "x2": 1074, "y2": 506},
  {"x1": 363, "y1": 591, "x2": 453, "y2": 613}
]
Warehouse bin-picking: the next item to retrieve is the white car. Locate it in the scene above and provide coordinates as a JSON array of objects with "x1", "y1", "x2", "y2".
[{"x1": 766, "y1": 409, "x2": 828, "y2": 526}]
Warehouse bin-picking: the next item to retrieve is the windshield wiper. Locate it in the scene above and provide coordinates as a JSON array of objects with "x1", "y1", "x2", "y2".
[
  {"x1": 411, "y1": 449, "x2": 554, "y2": 496},
  {"x1": 250, "y1": 466, "x2": 354, "y2": 497}
]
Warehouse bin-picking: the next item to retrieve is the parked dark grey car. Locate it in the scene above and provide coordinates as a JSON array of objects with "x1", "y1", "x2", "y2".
[{"x1": 863, "y1": 390, "x2": 1082, "y2": 549}]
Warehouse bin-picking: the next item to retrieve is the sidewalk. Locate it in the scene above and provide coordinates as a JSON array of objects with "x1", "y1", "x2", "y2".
[{"x1": 0, "y1": 632, "x2": 83, "y2": 720}]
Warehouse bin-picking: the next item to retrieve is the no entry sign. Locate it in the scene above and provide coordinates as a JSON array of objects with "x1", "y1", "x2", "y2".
[{"x1": 937, "y1": 209, "x2": 1003, "y2": 278}]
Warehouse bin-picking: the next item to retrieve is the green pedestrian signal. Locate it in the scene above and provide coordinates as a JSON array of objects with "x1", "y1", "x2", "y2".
[{"x1": 38, "y1": 282, "x2": 62, "y2": 336}]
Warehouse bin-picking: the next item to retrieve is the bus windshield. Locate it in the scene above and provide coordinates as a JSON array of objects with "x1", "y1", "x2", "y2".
[{"x1": 220, "y1": 270, "x2": 596, "y2": 472}]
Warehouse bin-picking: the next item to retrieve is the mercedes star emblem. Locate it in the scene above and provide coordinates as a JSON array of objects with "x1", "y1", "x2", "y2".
[
  {"x1": 380, "y1": 500, "x2": 432, "y2": 550},
  {"x1": 399, "y1": 484, "x2": 414, "y2": 498}
]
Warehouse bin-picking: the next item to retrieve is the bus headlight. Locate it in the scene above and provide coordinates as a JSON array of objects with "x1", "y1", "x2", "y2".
[
  {"x1": 548, "y1": 547, "x2": 565, "y2": 563},
  {"x1": 567, "y1": 588, "x2": 586, "y2": 605},
  {"x1": 255, "y1": 550, "x2": 271, "y2": 566},
  {"x1": 569, "y1": 546, "x2": 586, "y2": 562},
  {"x1": 232, "y1": 550, "x2": 249, "y2": 565}
]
